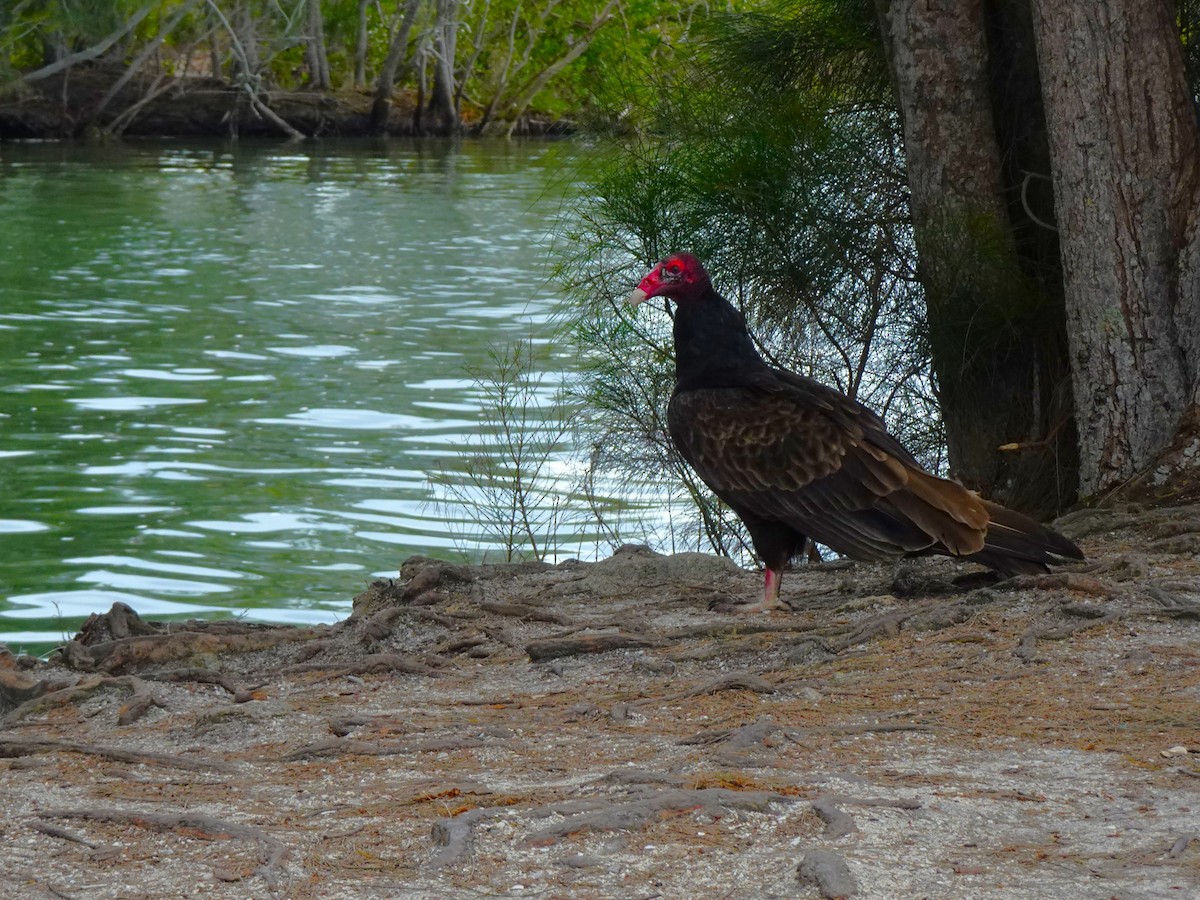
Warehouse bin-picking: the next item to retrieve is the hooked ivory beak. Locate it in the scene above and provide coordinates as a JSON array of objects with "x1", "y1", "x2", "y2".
[{"x1": 627, "y1": 287, "x2": 650, "y2": 307}]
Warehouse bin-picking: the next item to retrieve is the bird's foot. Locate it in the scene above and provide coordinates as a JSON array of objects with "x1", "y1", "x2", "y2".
[{"x1": 708, "y1": 595, "x2": 791, "y2": 614}]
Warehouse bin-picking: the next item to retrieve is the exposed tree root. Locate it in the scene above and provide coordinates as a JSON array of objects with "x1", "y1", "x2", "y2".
[
  {"x1": 282, "y1": 733, "x2": 489, "y2": 762},
  {"x1": 428, "y1": 807, "x2": 500, "y2": 869},
  {"x1": 1003, "y1": 572, "x2": 1116, "y2": 596},
  {"x1": 117, "y1": 677, "x2": 164, "y2": 725},
  {"x1": 55, "y1": 603, "x2": 327, "y2": 675},
  {"x1": 525, "y1": 632, "x2": 659, "y2": 661},
  {"x1": 522, "y1": 787, "x2": 790, "y2": 846},
  {"x1": 0, "y1": 669, "x2": 61, "y2": 715},
  {"x1": 29, "y1": 821, "x2": 102, "y2": 849},
  {"x1": 1015, "y1": 604, "x2": 1125, "y2": 662},
  {"x1": 145, "y1": 668, "x2": 258, "y2": 702},
  {"x1": 798, "y1": 848, "x2": 857, "y2": 898},
  {"x1": 0, "y1": 737, "x2": 235, "y2": 773},
  {"x1": 3, "y1": 674, "x2": 162, "y2": 728},
  {"x1": 811, "y1": 797, "x2": 858, "y2": 839},
  {"x1": 479, "y1": 601, "x2": 576, "y2": 626},
  {"x1": 38, "y1": 808, "x2": 285, "y2": 886},
  {"x1": 1144, "y1": 585, "x2": 1200, "y2": 619},
  {"x1": 279, "y1": 652, "x2": 442, "y2": 678}
]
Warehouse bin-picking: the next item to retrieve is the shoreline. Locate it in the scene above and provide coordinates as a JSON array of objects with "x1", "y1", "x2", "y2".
[{"x1": 0, "y1": 70, "x2": 580, "y2": 142}]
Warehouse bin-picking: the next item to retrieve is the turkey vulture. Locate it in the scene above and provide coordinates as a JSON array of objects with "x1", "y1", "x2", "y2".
[{"x1": 628, "y1": 252, "x2": 1083, "y2": 612}]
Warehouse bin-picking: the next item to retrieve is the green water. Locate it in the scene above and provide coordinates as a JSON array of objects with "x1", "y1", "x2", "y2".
[{"x1": 0, "y1": 138, "x2": 589, "y2": 653}]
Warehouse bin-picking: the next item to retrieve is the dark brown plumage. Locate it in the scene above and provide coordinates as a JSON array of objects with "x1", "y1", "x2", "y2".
[{"x1": 628, "y1": 252, "x2": 1083, "y2": 612}]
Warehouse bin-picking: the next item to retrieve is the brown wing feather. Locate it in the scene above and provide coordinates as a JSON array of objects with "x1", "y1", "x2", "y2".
[{"x1": 668, "y1": 384, "x2": 992, "y2": 561}]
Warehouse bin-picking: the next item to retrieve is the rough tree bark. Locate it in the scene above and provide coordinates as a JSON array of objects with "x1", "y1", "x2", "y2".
[
  {"x1": 875, "y1": 0, "x2": 1076, "y2": 516},
  {"x1": 1029, "y1": 0, "x2": 1200, "y2": 496}
]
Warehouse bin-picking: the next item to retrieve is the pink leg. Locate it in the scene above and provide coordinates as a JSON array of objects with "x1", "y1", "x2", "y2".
[
  {"x1": 765, "y1": 568, "x2": 780, "y2": 603},
  {"x1": 712, "y1": 567, "x2": 789, "y2": 614},
  {"x1": 727, "y1": 567, "x2": 787, "y2": 613}
]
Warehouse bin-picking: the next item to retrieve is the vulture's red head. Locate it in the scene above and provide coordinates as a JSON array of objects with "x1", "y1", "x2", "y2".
[{"x1": 627, "y1": 253, "x2": 711, "y2": 307}]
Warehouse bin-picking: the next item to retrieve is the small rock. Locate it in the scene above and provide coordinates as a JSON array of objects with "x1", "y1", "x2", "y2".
[{"x1": 1161, "y1": 746, "x2": 1190, "y2": 758}]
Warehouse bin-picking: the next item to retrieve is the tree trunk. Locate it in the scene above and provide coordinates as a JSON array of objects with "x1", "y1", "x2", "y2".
[
  {"x1": 500, "y1": 0, "x2": 618, "y2": 138},
  {"x1": 427, "y1": 0, "x2": 460, "y2": 134},
  {"x1": 354, "y1": 0, "x2": 371, "y2": 89},
  {"x1": 88, "y1": 0, "x2": 201, "y2": 126},
  {"x1": 305, "y1": 0, "x2": 332, "y2": 91},
  {"x1": 13, "y1": 4, "x2": 156, "y2": 88},
  {"x1": 875, "y1": 0, "x2": 1077, "y2": 516},
  {"x1": 1029, "y1": 0, "x2": 1200, "y2": 497},
  {"x1": 368, "y1": 0, "x2": 422, "y2": 132}
]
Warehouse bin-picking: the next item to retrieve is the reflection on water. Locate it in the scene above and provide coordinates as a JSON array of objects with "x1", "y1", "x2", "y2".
[{"x1": 0, "y1": 138, "x2": 591, "y2": 653}]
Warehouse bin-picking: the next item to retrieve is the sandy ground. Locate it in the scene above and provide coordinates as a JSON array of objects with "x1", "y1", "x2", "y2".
[{"x1": 1, "y1": 503, "x2": 1199, "y2": 899}]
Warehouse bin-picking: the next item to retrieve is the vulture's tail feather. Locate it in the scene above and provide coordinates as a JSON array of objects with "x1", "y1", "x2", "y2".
[{"x1": 964, "y1": 501, "x2": 1084, "y2": 575}]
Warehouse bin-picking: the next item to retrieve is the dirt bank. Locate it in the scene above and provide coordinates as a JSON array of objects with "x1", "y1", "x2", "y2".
[
  {"x1": 0, "y1": 67, "x2": 571, "y2": 140},
  {"x1": 1, "y1": 504, "x2": 1198, "y2": 898}
]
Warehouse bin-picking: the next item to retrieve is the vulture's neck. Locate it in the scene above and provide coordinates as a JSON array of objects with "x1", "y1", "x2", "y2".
[{"x1": 673, "y1": 286, "x2": 771, "y2": 391}]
